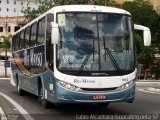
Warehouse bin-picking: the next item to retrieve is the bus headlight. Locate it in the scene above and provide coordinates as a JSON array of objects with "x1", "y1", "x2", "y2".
[
  {"x1": 118, "y1": 80, "x2": 134, "y2": 90},
  {"x1": 57, "y1": 80, "x2": 80, "y2": 91}
]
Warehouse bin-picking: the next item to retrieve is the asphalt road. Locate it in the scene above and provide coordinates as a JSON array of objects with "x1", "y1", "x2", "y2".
[{"x1": 0, "y1": 80, "x2": 160, "y2": 120}]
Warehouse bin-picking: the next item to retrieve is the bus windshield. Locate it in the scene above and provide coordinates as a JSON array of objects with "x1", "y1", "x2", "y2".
[{"x1": 57, "y1": 12, "x2": 135, "y2": 74}]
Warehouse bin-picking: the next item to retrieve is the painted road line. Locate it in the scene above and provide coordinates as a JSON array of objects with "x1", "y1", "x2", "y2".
[
  {"x1": 137, "y1": 89, "x2": 160, "y2": 95},
  {"x1": 0, "y1": 92, "x2": 34, "y2": 120},
  {"x1": 0, "y1": 107, "x2": 7, "y2": 120}
]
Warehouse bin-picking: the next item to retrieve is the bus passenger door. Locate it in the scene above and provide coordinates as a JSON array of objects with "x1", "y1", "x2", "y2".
[{"x1": 46, "y1": 14, "x2": 54, "y2": 71}]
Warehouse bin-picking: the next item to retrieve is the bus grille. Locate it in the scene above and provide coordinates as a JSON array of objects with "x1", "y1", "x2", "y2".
[{"x1": 81, "y1": 87, "x2": 117, "y2": 91}]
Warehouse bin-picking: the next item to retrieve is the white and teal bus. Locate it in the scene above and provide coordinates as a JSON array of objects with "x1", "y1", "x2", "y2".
[{"x1": 11, "y1": 5, "x2": 151, "y2": 108}]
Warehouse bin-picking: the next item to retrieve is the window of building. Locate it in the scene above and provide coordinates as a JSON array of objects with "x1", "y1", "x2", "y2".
[
  {"x1": 15, "y1": 26, "x2": 20, "y2": 32},
  {"x1": 37, "y1": 17, "x2": 45, "y2": 45},
  {"x1": 14, "y1": 8, "x2": 16, "y2": 12},
  {"x1": 14, "y1": 0, "x2": 16, "y2": 4},
  {"x1": 7, "y1": 8, "x2": 9, "y2": 12},
  {"x1": 0, "y1": 27, "x2": 3, "y2": 32},
  {"x1": 0, "y1": 7, "x2": 1, "y2": 11},
  {"x1": 8, "y1": 26, "x2": 11, "y2": 32},
  {"x1": 7, "y1": 0, "x2": 9, "y2": 4},
  {"x1": 30, "y1": 23, "x2": 37, "y2": 47},
  {"x1": 27, "y1": 2, "x2": 29, "y2": 7},
  {"x1": 0, "y1": 0, "x2": 1, "y2": 3}
]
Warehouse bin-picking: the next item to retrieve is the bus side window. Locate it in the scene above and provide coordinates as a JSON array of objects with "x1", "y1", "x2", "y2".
[
  {"x1": 25, "y1": 26, "x2": 31, "y2": 48},
  {"x1": 30, "y1": 23, "x2": 37, "y2": 47},
  {"x1": 12, "y1": 35, "x2": 16, "y2": 51},
  {"x1": 19, "y1": 32, "x2": 21, "y2": 49},
  {"x1": 37, "y1": 17, "x2": 45, "y2": 45},
  {"x1": 20, "y1": 30, "x2": 25, "y2": 49},
  {"x1": 23, "y1": 29, "x2": 26, "y2": 49},
  {"x1": 46, "y1": 13, "x2": 54, "y2": 71},
  {"x1": 15, "y1": 33, "x2": 20, "y2": 51}
]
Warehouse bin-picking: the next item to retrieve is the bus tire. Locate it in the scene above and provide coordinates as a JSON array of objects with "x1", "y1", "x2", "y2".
[
  {"x1": 38, "y1": 84, "x2": 43, "y2": 102},
  {"x1": 38, "y1": 81, "x2": 50, "y2": 109},
  {"x1": 17, "y1": 79, "x2": 25, "y2": 96},
  {"x1": 96, "y1": 103, "x2": 109, "y2": 109}
]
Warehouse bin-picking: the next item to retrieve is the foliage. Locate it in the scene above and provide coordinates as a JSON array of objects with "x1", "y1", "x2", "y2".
[
  {"x1": 135, "y1": 32, "x2": 155, "y2": 68},
  {"x1": 22, "y1": 0, "x2": 118, "y2": 20},
  {"x1": 22, "y1": 0, "x2": 55, "y2": 20},
  {"x1": 94, "y1": 0, "x2": 118, "y2": 6},
  {"x1": 0, "y1": 35, "x2": 12, "y2": 77},
  {"x1": 154, "y1": 16, "x2": 160, "y2": 51},
  {"x1": 122, "y1": 0, "x2": 160, "y2": 79},
  {"x1": 134, "y1": 33, "x2": 143, "y2": 54},
  {"x1": 0, "y1": 35, "x2": 11, "y2": 51},
  {"x1": 122, "y1": 0, "x2": 159, "y2": 43},
  {"x1": 122, "y1": 0, "x2": 158, "y2": 27},
  {"x1": 22, "y1": 0, "x2": 80, "y2": 20}
]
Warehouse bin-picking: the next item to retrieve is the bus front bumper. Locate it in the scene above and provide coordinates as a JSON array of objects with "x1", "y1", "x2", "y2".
[{"x1": 54, "y1": 82, "x2": 135, "y2": 104}]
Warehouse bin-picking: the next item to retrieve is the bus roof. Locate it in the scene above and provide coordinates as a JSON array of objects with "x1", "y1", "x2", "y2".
[
  {"x1": 14, "y1": 5, "x2": 131, "y2": 35},
  {"x1": 50, "y1": 5, "x2": 131, "y2": 15}
]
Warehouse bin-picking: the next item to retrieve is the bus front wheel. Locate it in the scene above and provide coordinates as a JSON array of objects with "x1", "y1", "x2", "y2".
[
  {"x1": 17, "y1": 80, "x2": 25, "y2": 96},
  {"x1": 38, "y1": 83, "x2": 50, "y2": 108}
]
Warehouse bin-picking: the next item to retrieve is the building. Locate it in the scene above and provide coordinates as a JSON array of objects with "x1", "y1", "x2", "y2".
[
  {"x1": 0, "y1": 0, "x2": 40, "y2": 76},
  {"x1": 0, "y1": 0, "x2": 40, "y2": 37},
  {"x1": 0, "y1": 0, "x2": 40, "y2": 56},
  {"x1": 146, "y1": 0, "x2": 160, "y2": 14}
]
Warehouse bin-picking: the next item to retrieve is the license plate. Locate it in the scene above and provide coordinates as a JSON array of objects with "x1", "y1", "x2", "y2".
[{"x1": 93, "y1": 95, "x2": 106, "y2": 100}]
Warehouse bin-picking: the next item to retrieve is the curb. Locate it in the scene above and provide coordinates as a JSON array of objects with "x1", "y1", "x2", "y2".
[
  {"x1": 138, "y1": 88, "x2": 160, "y2": 95},
  {"x1": 147, "y1": 87, "x2": 160, "y2": 93},
  {"x1": 0, "y1": 78, "x2": 10, "y2": 80},
  {"x1": 136, "y1": 81, "x2": 160, "y2": 84},
  {"x1": 137, "y1": 80, "x2": 160, "y2": 82}
]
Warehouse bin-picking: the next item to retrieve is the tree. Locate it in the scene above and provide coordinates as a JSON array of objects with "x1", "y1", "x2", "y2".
[
  {"x1": 22, "y1": 0, "x2": 86, "y2": 20},
  {"x1": 122, "y1": 0, "x2": 158, "y2": 28},
  {"x1": 0, "y1": 35, "x2": 12, "y2": 77},
  {"x1": 155, "y1": 16, "x2": 160, "y2": 51},
  {"x1": 22, "y1": 0, "x2": 118, "y2": 20},
  {"x1": 122, "y1": 0, "x2": 158, "y2": 45},
  {"x1": 122, "y1": 0, "x2": 160, "y2": 79},
  {"x1": 95, "y1": 0, "x2": 118, "y2": 7},
  {"x1": 22, "y1": 0, "x2": 55, "y2": 20}
]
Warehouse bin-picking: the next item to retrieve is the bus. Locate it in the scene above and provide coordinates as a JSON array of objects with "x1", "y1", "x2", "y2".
[{"x1": 11, "y1": 5, "x2": 151, "y2": 108}]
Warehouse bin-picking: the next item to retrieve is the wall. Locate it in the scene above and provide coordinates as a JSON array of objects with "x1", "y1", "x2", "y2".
[{"x1": 0, "y1": 0, "x2": 39, "y2": 17}]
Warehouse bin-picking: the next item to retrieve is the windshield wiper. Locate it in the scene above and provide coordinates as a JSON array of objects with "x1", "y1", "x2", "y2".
[
  {"x1": 77, "y1": 38, "x2": 95, "y2": 75},
  {"x1": 103, "y1": 37, "x2": 121, "y2": 71}
]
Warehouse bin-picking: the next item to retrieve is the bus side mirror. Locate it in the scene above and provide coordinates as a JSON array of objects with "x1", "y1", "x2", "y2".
[
  {"x1": 51, "y1": 22, "x2": 59, "y2": 44},
  {"x1": 134, "y1": 24, "x2": 151, "y2": 46},
  {"x1": 143, "y1": 30, "x2": 151, "y2": 46}
]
